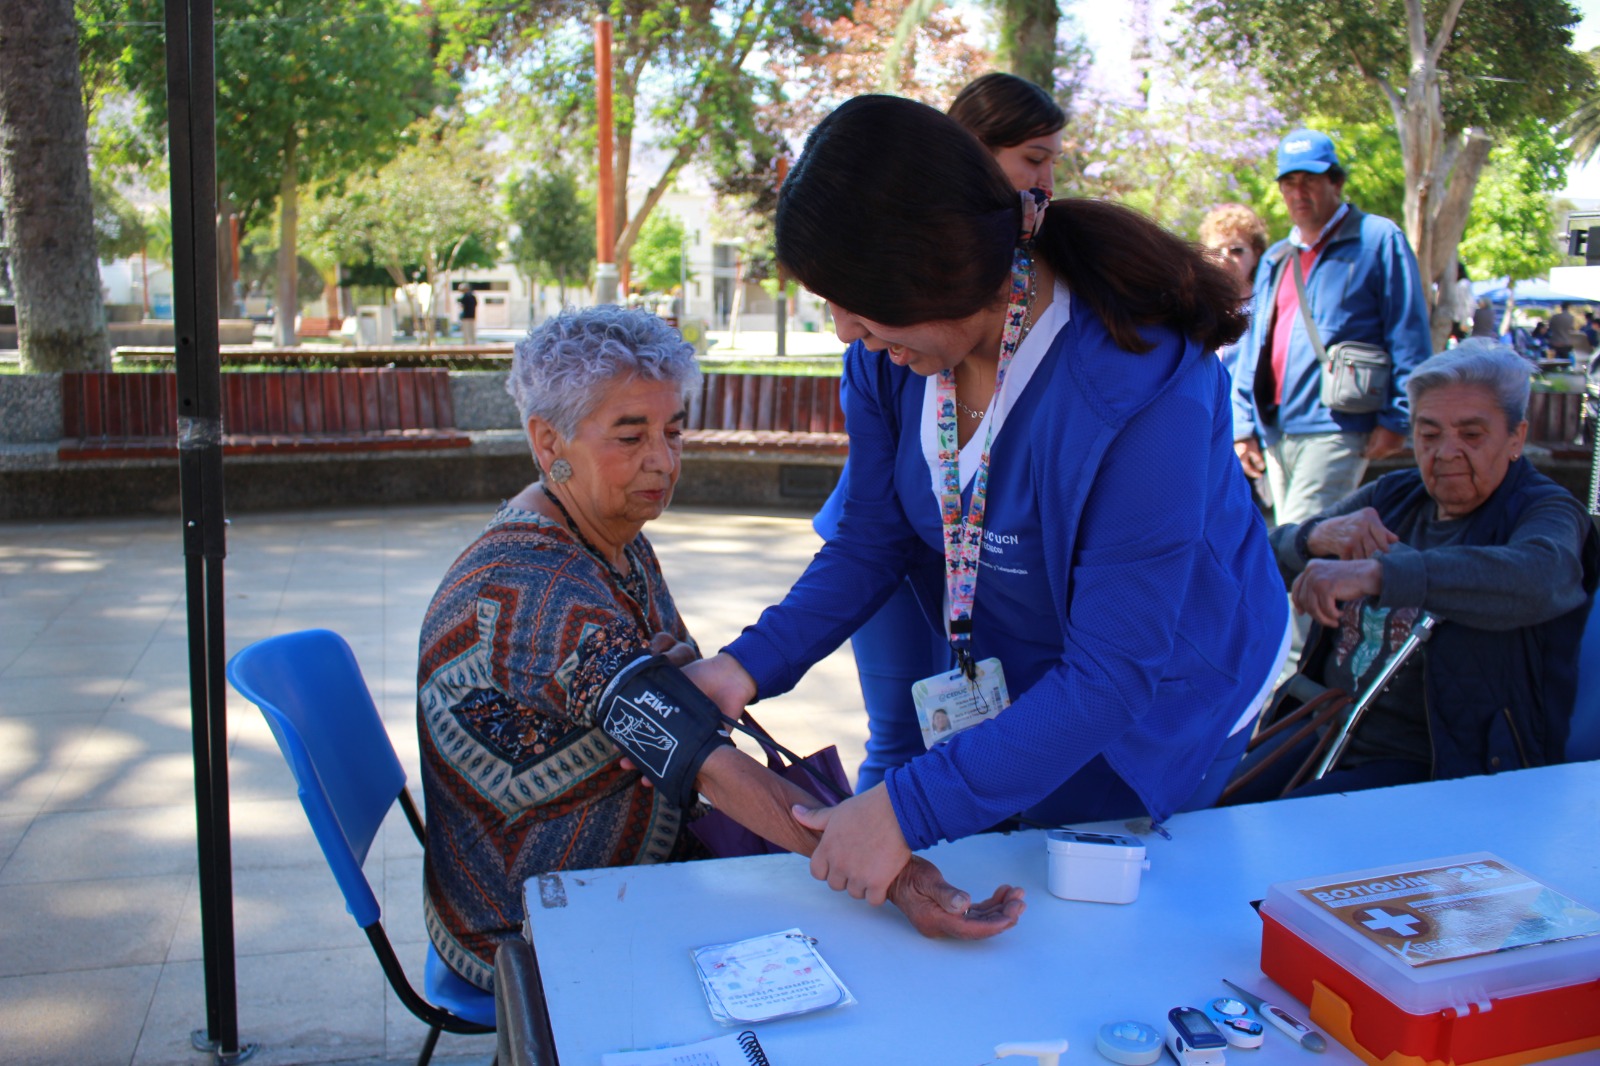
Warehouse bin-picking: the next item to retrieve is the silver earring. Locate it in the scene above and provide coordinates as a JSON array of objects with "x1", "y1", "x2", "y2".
[{"x1": 546, "y1": 458, "x2": 573, "y2": 484}]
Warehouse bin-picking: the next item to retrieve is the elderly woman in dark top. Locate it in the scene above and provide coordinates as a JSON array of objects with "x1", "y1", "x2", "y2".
[
  {"x1": 417, "y1": 307, "x2": 1022, "y2": 990},
  {"x1": 1230, "y1": 340, "x2": 1598, "y2": 801}
]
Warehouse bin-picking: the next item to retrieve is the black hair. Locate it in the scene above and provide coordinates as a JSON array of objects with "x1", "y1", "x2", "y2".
[
  {"x1": 777, "y1": 95, "x2": 1246, "y2": 353},
  {"x1": 947, "y1": 73, "x2": 1066, "y2": 148}
]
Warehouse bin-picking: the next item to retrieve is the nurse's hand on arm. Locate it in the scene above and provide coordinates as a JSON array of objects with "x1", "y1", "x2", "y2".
[
  {"x1": 791, "y1": 784, "x2": 911, "y2": 906},
  {"x1": 694, "y1": 747, "x2": 1024, "y2": 938}
]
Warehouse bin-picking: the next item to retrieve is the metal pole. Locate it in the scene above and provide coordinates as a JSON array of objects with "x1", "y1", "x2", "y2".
[
  {"x1": 773, "y1": 155, "x2": 788, "y2": 359},
  {"x1": 162, "y1": 0, "x2": 253, "y2": 1061},
  {"x1": 593, "y1": 15, "x2": 618, "y2": 305}
]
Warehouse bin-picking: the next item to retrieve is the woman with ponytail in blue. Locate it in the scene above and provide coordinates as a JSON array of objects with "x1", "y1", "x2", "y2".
[{"x1": 689, "y1": 95, "x2": 1290, "y2": 906}]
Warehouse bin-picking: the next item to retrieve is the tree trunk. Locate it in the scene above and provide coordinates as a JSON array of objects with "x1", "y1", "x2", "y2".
[
  {"x1": 1383, "y1": 0, "x2": 1475, "y2": 350},
  {"x1": 0, "y1": 0, "x2": 110, "y2": 371},
  {"x1": 728, "y1": 252, "x2": 746, "y2": 346},
  {"x1": 997, "y1": 0, "x2": 1059, "y2": 90},
  {"x1": 422, "y1": 252, "x2": 439, "y2": 345},
  {"x1": 1424, "y1": 135, "x2": 1492, "y2": 349},
  {"x1": 616, "y1": 129, "x2": 703, "y2": 271},
  {"x1": 273, "y1": 133, "x2": 300, "y2": 347},
  {"x1": 612, "y1": 65, "x2": 638, "y2": 284}
]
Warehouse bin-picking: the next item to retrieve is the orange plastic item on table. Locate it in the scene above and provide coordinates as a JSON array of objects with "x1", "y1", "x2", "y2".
[{"x1": 1258, "y1": 854, "x2": 1600, "y2": 1066}]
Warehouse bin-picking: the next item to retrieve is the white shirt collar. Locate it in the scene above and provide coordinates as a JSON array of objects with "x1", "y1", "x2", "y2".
[
  {"x1": 1289, "y1": 202, "x2": 1350, "y2": 250},
  {"x1": 920, "y1": 278, "x2": 1071, "y2": 494}
]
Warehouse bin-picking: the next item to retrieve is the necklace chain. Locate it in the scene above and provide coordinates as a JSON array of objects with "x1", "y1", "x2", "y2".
[
  {"x1": 954, "y1": 266, "x2": 1037, "y2": 424},
  {"x1": 542, "y1": 487, "x2": 647, "y2": 605}
]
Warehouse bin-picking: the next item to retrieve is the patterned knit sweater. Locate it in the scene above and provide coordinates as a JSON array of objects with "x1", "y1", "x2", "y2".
[{"x1": 417, "y1": 506, "x2": 705, "y2": 990}]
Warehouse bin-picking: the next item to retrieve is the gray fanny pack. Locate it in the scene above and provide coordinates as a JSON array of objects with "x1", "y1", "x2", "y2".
[{"x1": 1291, "y1": 254, "x2": 1392, "y2": 415}]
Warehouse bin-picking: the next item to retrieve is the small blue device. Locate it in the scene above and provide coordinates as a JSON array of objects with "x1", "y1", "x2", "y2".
[{"x1": 1166, "y1": 1007, "x2": 1227, "y2": 1066}]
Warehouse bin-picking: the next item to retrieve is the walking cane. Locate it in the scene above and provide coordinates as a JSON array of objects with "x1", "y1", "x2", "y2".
[{"x1": 1309, "y1": 611, "x2": 1439, "y2": 782}]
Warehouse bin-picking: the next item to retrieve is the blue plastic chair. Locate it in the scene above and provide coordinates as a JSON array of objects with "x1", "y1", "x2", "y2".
[
  {"x1": 1569, "y1": 597, "x2": 1600, "y2": 762},
  {"x1": 227, "y1": 629, "x2": 496, "y2": 1066}
]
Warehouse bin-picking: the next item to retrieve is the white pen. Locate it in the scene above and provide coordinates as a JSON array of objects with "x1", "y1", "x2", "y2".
[{"x1": 1222, "y1": 978, "x2": 1328, "y2": 1052}]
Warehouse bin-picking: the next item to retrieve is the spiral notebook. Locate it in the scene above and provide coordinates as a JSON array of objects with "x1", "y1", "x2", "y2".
[{"x1": 600, "y1": 1028, "x2": 770, "y2": 1065}]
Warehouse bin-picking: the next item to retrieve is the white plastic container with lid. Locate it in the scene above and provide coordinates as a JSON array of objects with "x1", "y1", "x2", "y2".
[
  {"x1": 1260, "y1": 852, "x2": 1600, "y2": 1019},
  {"x1": 1044, "y1": 829, "x2": 1149, "y2": 904}
]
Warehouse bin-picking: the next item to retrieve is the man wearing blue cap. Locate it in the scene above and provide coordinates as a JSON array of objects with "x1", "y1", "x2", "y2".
[{"x1": 1233, "y1": 128, "x2": 1430, "y2": 532}]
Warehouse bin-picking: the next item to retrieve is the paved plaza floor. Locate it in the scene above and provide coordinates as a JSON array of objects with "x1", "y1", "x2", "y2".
[{"x1": 0, "y1": 500, "x2": 868, "y2": 1066}]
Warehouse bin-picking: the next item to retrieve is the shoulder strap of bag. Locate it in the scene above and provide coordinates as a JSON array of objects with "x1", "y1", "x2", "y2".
[
  {"x1": 727, "y1": 712, "x2": 851, "y2": 803},
  {"x1": 1290, "y1": 252, "x2": 1331, "y2": 368},
  {"x1": 729, "y1": 711, "x2": 785, "y2": 768}
]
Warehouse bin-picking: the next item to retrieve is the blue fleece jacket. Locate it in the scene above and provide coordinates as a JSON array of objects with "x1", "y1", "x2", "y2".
[
  {"x1": 1232, "y1": 205, "x2": 1432, "y2": 442},
  {"x1": 725, "y1": 294, "x2": 1288, "y2": 846}
]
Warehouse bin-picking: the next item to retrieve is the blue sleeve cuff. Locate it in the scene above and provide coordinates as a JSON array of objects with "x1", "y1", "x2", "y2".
[
  {"x1": 721, "y1": 630, "x2": 796, "y2": 703},
  {"x1": 884, "y1": 762, "x2": 941, "y2": 851},
  {"x1": 1376, "y1": 544, "x2": 1426, "y2": 608}
]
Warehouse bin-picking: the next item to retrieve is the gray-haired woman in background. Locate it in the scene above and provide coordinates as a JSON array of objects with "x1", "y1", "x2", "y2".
[
  {"x1": 1230, "y1": 340, "x2": 1598, "y2": 802},
  {"x1": 416, "y1": 307, "x2": 1023, "y2": 990}
]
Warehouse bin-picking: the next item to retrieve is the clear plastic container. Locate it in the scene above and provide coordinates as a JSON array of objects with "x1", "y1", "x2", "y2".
[{"x1": 1260, "y1": 852, "x2": 1600, "y2": 1017}]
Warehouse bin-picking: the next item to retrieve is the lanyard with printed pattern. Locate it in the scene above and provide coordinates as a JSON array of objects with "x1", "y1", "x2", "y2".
[{"x1": 937, "y1": 244, "x2": 1035, "y2": 678}]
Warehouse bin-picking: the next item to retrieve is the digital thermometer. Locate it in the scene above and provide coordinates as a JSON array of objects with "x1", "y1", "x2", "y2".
[{"x1": 1222, "y1": 978, "x2": 1327, "y2": 1052}]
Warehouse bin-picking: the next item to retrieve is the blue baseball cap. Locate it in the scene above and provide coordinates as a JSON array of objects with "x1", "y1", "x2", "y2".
[{"x1": 1276, "y1": 129, "x2": 1340, "y2": 178}]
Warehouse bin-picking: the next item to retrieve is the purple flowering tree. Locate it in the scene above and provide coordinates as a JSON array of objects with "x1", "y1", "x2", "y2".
[{"x1": 1060, "y1": 38, "x2": 1284, "y2": 239}]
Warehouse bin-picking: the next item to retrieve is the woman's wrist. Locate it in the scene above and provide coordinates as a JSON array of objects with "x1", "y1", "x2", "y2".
[
  {"x1": 683, "y1": 652, "x2": 759, "y2": 718},
  {"x1": 1295, "y1": 517, "x2": 1326, "y2": 561},
  {"x1": 713, "y1": 651, "x2": 759, "y2": 705}
]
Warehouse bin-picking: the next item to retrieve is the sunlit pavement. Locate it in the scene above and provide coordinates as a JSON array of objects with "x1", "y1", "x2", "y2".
[{"x1": 0, "y1": 500, "x2": 866, "y2": 1066}]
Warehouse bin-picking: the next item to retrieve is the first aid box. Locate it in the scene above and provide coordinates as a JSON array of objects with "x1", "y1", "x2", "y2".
[{"x1": 1258, "y1": 853, "x2": 1600, "y2": 1065}]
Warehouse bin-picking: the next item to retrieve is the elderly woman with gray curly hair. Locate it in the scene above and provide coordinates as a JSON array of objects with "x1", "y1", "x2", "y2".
[
  {"x1": 416, "y1": 306, "x2": 1023, "y2": 990},
  {"x1": 1228, "y1": 340, "x2": 1599, "y2": 804}
]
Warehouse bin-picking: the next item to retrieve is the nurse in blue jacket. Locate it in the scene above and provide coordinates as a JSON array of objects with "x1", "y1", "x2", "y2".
[
  {"x1": 686, "y1": 96, "x2": 1291, "y2": 906},
  {"x1": 819, "y1": 73, "x2": 1070, "y2": 791}
]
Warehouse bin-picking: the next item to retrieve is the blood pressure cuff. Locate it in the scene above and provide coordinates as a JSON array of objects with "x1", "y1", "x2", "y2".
[{"x1": 597, "y1": 653, "x2": 733, "y2": 809}]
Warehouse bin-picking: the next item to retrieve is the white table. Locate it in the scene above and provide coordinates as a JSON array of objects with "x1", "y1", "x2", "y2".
[{"x1": 521, "y1": 762, "x2": 1600, "y2": 1065}]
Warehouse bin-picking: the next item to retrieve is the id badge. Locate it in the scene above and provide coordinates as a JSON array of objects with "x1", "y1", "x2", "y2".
[{"x1": 911, "y1": 657, "x2": 1009, "y2": 748}]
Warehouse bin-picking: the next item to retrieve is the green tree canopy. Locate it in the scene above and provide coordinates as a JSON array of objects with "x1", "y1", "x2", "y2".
[
  {"x1": 92, "y1": 0, "x2": 451, "y2": 342},
  {"x1": 303, "y1": 128, "x2": 503, "y2": 343},
  {"x1": 1561, "y1": 47, "x2": 1600, "y2": 164},
  {"x1": 1458, "y1": 122, "x2": 1569, "y2": 286},
  {"x1": 886, "y1": 0, "x2": 1069, "y2": 91},
  {"x1": 440, "y1": 0, "x2": 845, "y2": 284},
  {"x1": 90, "y1": 173, "x2": 148, "y2": 264},
  {"x1": 504, "y1": 168, "x2": 596, "y2": 304},
  {"x1": 630, "y1": 212, "x2": 689, "y2": 294}
]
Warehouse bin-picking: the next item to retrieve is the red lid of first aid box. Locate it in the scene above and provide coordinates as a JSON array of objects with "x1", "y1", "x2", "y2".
[{"x1": 1259, "y1": 853, "x2": 1600, "y2": 1065}]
